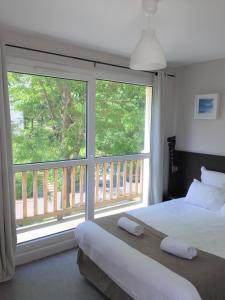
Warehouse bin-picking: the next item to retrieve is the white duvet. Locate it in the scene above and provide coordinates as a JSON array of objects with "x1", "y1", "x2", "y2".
[{"x1": 75, "y1": 198, "x2": 225, "y2": 300}]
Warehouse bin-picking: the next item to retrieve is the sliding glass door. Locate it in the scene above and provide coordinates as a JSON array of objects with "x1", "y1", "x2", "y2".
[
  {"x1": 94, "y1": 80, "x2": 151, "y2": 218},
  {"x1": 7, "y1": 50, "x2": 152, "y2": 243},
  {"x1": 9, "y1": 71, "x2": 89, "y2": 242}
]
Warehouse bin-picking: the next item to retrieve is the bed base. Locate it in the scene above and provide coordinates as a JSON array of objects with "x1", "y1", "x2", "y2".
[{"x1": 77, "y1": 248, "x2": 133, "y2": 300}]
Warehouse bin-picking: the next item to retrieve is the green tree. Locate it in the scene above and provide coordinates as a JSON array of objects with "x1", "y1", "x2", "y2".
[
  {"x1": 96, "y1": 80, "x2": 146, "y2": 157},
  {"x1": 9, "y1": 72, "x2": 86, "y2": 164},
  {"x1": 8, "y1": 72, "x2": 147, "y2": 204}
]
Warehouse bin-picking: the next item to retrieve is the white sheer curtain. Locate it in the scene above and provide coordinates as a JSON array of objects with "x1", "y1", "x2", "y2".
[
  {"x1": 150, "y1": 71, "x2": 175, "y2": 204},
  {"x1": 0, "y1": 42, "x2": 17, "y2": 282}
]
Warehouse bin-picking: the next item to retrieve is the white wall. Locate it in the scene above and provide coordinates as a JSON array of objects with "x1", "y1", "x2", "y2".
[
  {"x1": 175, "y1": 58, "x2": 225, "y2": 156},
  {"x1": 0, "y1": 24, "x2": 129, "y2": 67}
]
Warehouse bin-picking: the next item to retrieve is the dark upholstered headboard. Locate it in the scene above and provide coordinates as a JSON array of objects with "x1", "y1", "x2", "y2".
[{"x1": 168, "y1": 150, "x2": 225, "y2": 198}]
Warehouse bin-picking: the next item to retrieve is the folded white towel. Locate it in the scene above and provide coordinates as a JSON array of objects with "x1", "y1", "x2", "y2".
[
  {"x1": 117, "y1": 217, "x2": 144, "y2": 236},
  {"x1": 160, "y1": 237, "x2": 198, "y2": 260}
]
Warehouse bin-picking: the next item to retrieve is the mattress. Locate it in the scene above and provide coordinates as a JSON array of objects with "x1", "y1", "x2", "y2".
[{"x1": 128, "y1": 198, "x2": 225, "y2": 259}]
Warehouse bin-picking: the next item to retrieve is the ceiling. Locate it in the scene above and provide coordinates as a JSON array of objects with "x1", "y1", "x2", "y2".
[{"x1": 0, "y1": 0, "x2": 225, "y2": 66}]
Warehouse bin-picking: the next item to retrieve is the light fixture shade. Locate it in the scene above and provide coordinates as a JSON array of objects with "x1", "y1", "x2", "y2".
[{"x1": 130, "y1": 29, "x2": 167, "y2": 71}]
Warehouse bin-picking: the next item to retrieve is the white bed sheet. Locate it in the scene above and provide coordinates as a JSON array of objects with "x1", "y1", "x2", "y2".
[
  {"x1": 128, "y1": 198, "x2": 225, "y2": 259},
  {"x1": 75, "y1": 198, "x2": 225, "y2": 300}
]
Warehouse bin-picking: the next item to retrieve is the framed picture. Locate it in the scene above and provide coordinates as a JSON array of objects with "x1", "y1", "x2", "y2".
[{"x1": 194, "y1": 94, "x2": 219, "y2": 119}]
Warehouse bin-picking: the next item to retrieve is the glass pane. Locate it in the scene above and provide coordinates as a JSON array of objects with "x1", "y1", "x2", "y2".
[
  {"x1": 8, "y1": 72, "x2": 87, "y2": 164},
  {"x1": 15, "y1": 165, "x2": 86, "y2": 243},
  {"x1": 8, "y1": 71, "x2": 87, "y2": 243},
  {"x1": 94, "y1": 159, "x2": 146, "y2": 219},
  {"x1": 95, "y1": 80, "x2": 147, "y2": 157}
]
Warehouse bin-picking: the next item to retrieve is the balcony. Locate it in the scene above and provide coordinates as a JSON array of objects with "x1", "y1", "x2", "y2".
[{"x1": 14, "y1": 158, "x2": 145, "y2": 243}]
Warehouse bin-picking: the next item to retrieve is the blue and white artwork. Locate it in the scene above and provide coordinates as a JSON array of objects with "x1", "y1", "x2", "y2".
[
  {"x1": 198, "y1": 98, "x2": 214, "y2": 114},
  {"x1": 195, "y1": 94, "x2": 219, "y2": 119}
]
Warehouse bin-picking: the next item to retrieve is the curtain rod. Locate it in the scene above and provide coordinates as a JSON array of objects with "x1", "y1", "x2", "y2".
[{"x1": 5, "y1": 44, "x2": 176, "y2": 78}]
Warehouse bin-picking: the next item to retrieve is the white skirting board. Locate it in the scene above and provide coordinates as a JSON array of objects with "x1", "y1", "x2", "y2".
[{"x1": 16, "y1": 230, "x2": 77, "y2": 266}]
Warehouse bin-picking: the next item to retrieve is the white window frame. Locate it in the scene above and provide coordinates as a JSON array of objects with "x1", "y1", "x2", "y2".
[{"x1": 7, "y1": 46, "x2": 153, "y2": 263}]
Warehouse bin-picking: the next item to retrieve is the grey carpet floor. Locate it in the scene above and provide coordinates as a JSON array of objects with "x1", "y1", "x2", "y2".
[{"x1": 0, "y1": 250, "x2": 107, "y2": 300}]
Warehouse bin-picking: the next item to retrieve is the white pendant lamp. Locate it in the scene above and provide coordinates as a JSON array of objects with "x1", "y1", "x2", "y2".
[{"x1": 130, "y1": 0, "x2": 167, "y2": 71}]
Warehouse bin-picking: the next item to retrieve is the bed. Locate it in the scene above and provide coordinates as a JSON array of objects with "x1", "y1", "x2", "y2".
[
  {"x1": 75, "y1": 198, "x2": 225, "y2": 300},
  {"x1": 75, "y1": 155, "x2": 225, "y2": 300}
]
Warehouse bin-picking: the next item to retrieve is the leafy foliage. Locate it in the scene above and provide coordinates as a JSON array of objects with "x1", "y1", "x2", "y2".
[
  {"x1": 96, "y1": 80, "x2": 146, "y2": 156},
  {"x1": 9, "y1": 72, "x2": 86, "y2": 163},
  {"x1": 9, "y1": 73, "x2": 146, "y2": 164}
]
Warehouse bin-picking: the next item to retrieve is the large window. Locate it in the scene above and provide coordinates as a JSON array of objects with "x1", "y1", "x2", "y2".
[{"x1": 7, "y1": 53, "x2": 152, "y2": 243}]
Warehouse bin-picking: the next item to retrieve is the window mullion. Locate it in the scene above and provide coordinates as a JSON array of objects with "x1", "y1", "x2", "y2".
[{"x1": 86, "y1": 77, "x2": 96, "y2": 220}]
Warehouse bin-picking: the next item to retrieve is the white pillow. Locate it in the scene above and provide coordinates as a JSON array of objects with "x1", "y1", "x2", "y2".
[
  {"x1": 185, "y1": 179, "x2": 225, "y2": 211},
  {"x1": 201, "y1": 166, "x2": 225, "y2": 189}
]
